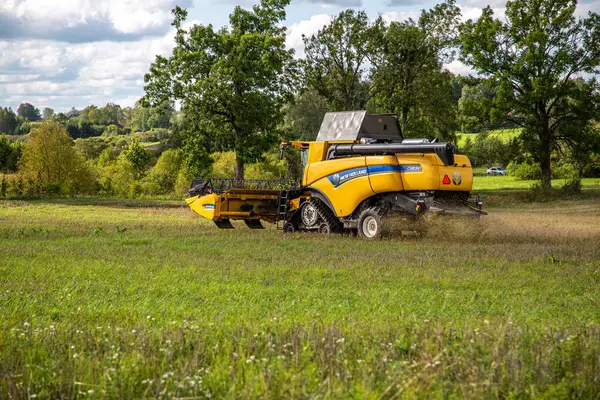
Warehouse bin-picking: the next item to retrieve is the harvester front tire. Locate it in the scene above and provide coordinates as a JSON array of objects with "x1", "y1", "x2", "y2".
[
  {"x1": 357, "y1": 208, "x2": 383, "y2": 239},
  {"x1": 283, "y1": 222, "x2": 296, "y2": 233},
  {"x1": 301, "y1": 201, "x2": 320, "y2": 227}
]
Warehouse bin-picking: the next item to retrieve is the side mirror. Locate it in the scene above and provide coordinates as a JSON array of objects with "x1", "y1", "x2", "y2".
[{"x1": 279, "y1": 142, "x2": 288, "y2": 161}]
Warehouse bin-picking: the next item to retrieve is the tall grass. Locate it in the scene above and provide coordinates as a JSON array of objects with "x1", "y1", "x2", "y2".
[{"x1": 1, "y1": 198, "x2": 599, "y2": 398}]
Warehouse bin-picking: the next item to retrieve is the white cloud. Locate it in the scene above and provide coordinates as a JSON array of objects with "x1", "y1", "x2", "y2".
[
  {"x1": 461, "y1": 0, "x2": 507, "y2": 8},
  {"x1": 444, "y1": 60, "x2": 477, "y2": 76},
  {"x1": 286, "y1": 14, "x2": 332, "y2": 57},
  {"x1": 380, "y1": 11, "x2": 420, "y2": 24},
  {"x1": 0, "y1": 0, "x2": 192, "y2": 42},
  {"x1": 2, "y1": 0, "x2": 599, "y2": 112},
  {"x1": 0, "y1": 20, "x2": 188, "y2": 111}
]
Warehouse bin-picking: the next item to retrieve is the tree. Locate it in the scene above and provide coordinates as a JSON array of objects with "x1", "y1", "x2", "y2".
[
  {"x1": 147, "y1": 101, "x2": 174, "y2": 129},
  {"x1": 42, "y1": 107, "x2": 55, "y2": 120},
  {"x1": 17, "y1": 103, "x2": 41, "y2": 121},
  {"x1": 303, "y1": 10, "x2": 376, "y2": 111},
  {"x1": 144, "y1": 148, "x2": 184, "y2": 194},
  {"x1": 285, "y1": 89, "x2": 329, "y2": 141},
  {"x1": 370, "y1": 0, "x2": 461, "y2": 134},
  {"x1": 88, "y1": 108, "x2": 110, "y2": 126},
  {"x1": 144, "y1": 0, "x2": 296, "y2": 180},
  {"x1": 102, "y1": 103, "x2": 125, "y2": 126},
  {"x1": 0, "y1": 107, "x2": 18, "y2": 134},
  {"x1": 52, "y1": 112, "x2": 69, "y2": 125},
  {"x1": 128, "y1": 101, "x2": 151, "y2": 132},
  {"x1": 121, "y1": 138, "x2": 151, "y2": 179},
  {"x1": 458, "y1": 83, "x2": 496, "y2": 132},
  {"x1": 18, "y1": 122, "x2": 94, "y2": 194},
  {"x1": 0, "y1": 136, "x2": 22, "y2": 172},
  {"x1": 460, "y1": 0, "x2": 600, "y2": 188},
  {"x1": 402, "y1": 69, "x2": 459, "y2": 141}
]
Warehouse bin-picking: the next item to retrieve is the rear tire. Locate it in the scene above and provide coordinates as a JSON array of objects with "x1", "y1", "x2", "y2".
[{"x1": 357, "y1": 208, "x2": 383, "y2": 239}]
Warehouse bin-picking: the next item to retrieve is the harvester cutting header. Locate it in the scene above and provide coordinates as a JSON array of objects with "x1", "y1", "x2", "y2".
[{"x1": 186, "y1": 111, "x2": 485, "y2": 238}]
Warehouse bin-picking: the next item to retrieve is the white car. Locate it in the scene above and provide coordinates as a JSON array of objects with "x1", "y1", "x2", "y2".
[{"x1": 486, "y1": 167, "x2": 507, "y2": 176}]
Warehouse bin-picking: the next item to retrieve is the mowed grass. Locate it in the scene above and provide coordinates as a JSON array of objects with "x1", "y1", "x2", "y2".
[
  {"x1": 1, "y1": 198, "x2": 600, "y2": 398},
  {"x1": 474, "y1": 175, "x2": 600, "y2": 191},
  {"x1": 456, "y1": 128, "x2": 523, "y2": 147}
]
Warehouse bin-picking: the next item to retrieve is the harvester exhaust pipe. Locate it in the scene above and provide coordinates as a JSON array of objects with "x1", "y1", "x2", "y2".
[{"x1": 329, "y1": 142, "x2": 455, "y2": 166}]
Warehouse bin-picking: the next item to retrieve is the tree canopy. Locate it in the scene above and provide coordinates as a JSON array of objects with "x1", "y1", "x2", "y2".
[
  {"x1": 460, "y1": 0, "x2": 600, "y2": 187},
  {"x1": 302, "y1": 10, "x2": 377, "y2": 111},
  {"x1": 19, "y1": 122, "x2": 93, "y2": 194},
  {"x1": 17, "y1": 103, "x2": 41, "y2": 122},
  {"x1": 143, "y1": 0, "x2": 297, "y2": 179},
  {"x1": 370, "y1": 0, "x2": 461, "y2": 138},
  {"x1": 0, "y1": 108, "x2": 18, "y2": 134}
]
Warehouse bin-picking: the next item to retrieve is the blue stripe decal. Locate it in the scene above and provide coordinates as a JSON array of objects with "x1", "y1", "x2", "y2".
[{"x1": 327, "y1": 164, "x2": 422, "y2": 188}]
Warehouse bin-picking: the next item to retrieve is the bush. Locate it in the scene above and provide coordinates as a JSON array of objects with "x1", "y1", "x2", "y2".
[
  {"x1": 143, "y1": 149, "x2": 183, "y2": 195},
  {"x1": 132, "y1": 129, "x2": 171, "y2": 144},
  {"x1": 246, "y1": 152, "x2": 287, "y2": 180},
  {"x1": 74, "y1": 137, "x2": 109, "y2": 159},
  {"x1": 561, "y1": 176, "x2": 582, "y2": 195},
  {"x1": 552, "y1": 163, "x2": 578, "y2": 179},
  {"x1": 510, "y1": 161, "x2": 542, "y2": 180},
  {"x1": 18, "y1": 122, "x2": 95, "y2": 195},
  {"x1": 99, "y1": 156, "x2": 137, "y2": 197},
  {"x1": 582, "y1": 154, "x2": 600, "y2": 177},
  {"x1": 210, "y1": 151, "x2": 287, "y2": 180},
  {"x1": 102, "y1": 124, "x2": 123, "y2": 137},
  {"x1": 129, "y1": 180, "x2": 143, "y2": 198},
  {"x1": 174, "y1": 165, "x2": 197, "y2": 196},
  {"x1": 121, "y1": 139, "x2": 152, "y2": 179},
  {"x1": 210, "y1": 152, "x2": 237, "y2": 178}
]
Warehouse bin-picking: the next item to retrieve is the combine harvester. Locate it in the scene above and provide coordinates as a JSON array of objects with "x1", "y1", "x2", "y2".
[{"x1": 186, "y1": 111, "x2": 486, "y2": 239}]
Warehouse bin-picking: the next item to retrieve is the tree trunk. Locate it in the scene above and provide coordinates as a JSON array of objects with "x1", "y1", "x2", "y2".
[
  {"x1": 401, "y1": 107, "x2": 409, "y2": 135},
  {"x1": 234, "y1": 156, "x2": 245, "y2": 181},
  {"x1": 540, "y1": 122, "x2": 552, "y2": 190}
]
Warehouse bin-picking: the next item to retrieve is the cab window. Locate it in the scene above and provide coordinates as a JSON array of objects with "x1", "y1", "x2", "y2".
[{"x1": 301, "y1": 149, "x2": 308, "y2": 167}]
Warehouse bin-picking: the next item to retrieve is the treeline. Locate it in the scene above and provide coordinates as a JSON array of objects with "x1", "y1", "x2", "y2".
[
  {"x1": 1, "y1": 0, "x2": 600, "y2": 198},
  {"x1": 0, "y1": 101, "x2": 174, "y2": 138}
]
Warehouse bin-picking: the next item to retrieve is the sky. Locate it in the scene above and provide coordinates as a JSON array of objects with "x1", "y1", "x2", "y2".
[{"x1": 0, "y1": 0, "x2": 599, "y2": 113}]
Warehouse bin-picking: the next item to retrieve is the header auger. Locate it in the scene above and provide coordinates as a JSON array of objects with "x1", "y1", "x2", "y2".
[{"x1": 186, "y1": 111, "x2": 486, "y2": 239}]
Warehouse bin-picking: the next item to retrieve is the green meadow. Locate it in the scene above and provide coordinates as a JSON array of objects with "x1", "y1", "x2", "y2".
[
  {"x1": 456, "y1": 128, "x2": 523, "y2": 147},
  {"x1": 1, "y1": 195, "x2": 599, "y2": 398}
]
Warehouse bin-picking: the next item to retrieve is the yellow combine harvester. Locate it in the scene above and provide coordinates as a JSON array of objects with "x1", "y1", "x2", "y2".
[{"x1": 186, "y1": 111, "x2": 486, "y2": 238}]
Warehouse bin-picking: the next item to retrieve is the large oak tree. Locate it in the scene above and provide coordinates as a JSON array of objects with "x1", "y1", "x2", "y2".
[
  {"x1": 143, "y1": 0, "x2": 296, "y2": 180},
  {"x1": 460, "y1": 0, "x2": 600, "y2": 188}
]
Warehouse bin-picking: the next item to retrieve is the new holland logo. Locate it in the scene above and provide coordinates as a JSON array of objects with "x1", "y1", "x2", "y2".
[
  {"x1": 452, "y1": 172, "x2": 462, "y2": 185},
  {"x1": 328, "y1": 168, "x2": 368, "y2": 188},
  {"x1": 331, "y1": 173, "x2": 341, "y2": 186}
]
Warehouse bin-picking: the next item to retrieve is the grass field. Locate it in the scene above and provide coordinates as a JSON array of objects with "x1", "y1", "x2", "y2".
[
  {"x1": 473, "y1": 175, "x2": 600, "y2": 191},
  {"x1": 1, "y1": 196, "x2": 600, "y2": 398},
  {"x1": 456, "y1": 128, "x2": 523, "y2": 147}
]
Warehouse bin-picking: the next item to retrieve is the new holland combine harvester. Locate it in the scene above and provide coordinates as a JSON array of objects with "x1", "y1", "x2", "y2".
[{"x1": 186, "y1": 111, "x2": 486, "y2": 239}]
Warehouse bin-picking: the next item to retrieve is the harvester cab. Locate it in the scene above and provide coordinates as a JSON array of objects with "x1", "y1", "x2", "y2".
[{"x1": 186, "y1": 111, "x2": 486, "y2": 238}]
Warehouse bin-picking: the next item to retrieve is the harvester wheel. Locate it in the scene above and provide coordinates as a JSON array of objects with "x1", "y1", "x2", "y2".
[
  {"x1": 283, "y1": 222, "x2": 296, "y2": 233},
  {"x1": 357, "y1": 208, "x2": 383, "y2": 239},
  {"x1": 301, "y1": 201, "x2": 320, "y2": 227},
  {"x1": 318, "y1": 223, "x2": 331, "y2": 235}
]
